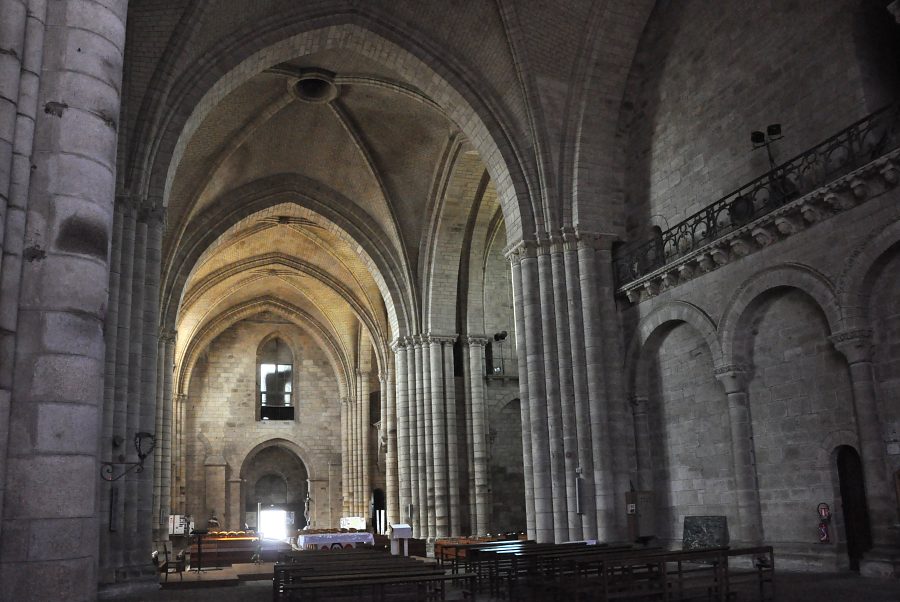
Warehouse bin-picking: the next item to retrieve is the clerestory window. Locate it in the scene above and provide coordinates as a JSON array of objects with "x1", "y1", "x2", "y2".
[{"x1": 258, "y1": 337, "x2": 294, "y2": 421}]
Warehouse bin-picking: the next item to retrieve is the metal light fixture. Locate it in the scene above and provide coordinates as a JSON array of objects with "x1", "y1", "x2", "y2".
[
  {"x1": 493, "y1": 331, "x2": 508, "y2": 375},
  {"x1": 100, "y1": 431, "x2": 156, "y2": 481},
  {"x1": 751, "y1": 123, "x2": 783, "y2": 170}
]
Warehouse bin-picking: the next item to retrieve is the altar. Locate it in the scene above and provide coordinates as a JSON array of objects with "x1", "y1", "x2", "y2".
[{"x1": 296, "y1": 531, "x2": 375, "y2": 550}]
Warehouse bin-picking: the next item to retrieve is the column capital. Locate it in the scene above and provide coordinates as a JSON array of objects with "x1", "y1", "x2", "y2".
[
  {"x1": 829, "y1": 329, "x2": 874, "y2": 364},
  {"x1": 159, "y1": 328, "x2": 177, "y2": 343},
  {"x1": 573, "y1": 229, "x2": 617, "y2": 251},
  {"x1": 390, "y1": 337, "x2": 407, "y2": 351},
  {"x1": 426, "y1": 332, "x2": 457, "y2": 345},
  {"x1": 465, "y1": 335, "x2": 490, "y2": 347},
  {"x1": 503, "y1": 238, "x2": 538, "y2": 262},
  {"x1": 714, "y1": 364, "x2": 750, "y2": 393}
]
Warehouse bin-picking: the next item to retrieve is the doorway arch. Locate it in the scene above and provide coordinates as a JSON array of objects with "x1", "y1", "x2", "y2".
[
  {"x1": 240, "y1": 443, "x2": 309, "y2": 532},
  {"x1": 835, "y1": 445, "x2": 873, "y2": 571}
]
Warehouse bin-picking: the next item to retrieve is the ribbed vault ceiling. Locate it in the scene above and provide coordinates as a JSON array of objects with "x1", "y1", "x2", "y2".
[{"x1": 168, "y1": 48, "x2": 489, "y2": 377}]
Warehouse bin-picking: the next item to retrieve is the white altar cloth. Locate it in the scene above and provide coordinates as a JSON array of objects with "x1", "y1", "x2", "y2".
[{"x1": 296, "y1": 532, "x2": 375, "y2": 550}]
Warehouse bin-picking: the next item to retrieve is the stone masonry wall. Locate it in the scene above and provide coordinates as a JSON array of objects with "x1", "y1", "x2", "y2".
[
  {"x1": 621, "y1": 0, "x2": 877, "y2": 240},
  {"x1": 870, "y1": 248, "x2": 900, "y2": 478},
  {"x1": 184, "y1": 315, "x2": 342, "y2": 528}
]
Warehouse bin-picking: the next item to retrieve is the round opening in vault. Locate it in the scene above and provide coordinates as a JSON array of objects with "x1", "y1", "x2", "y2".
[{"x1": 292, "y1": 70, "x2": 339, "y2": 104}]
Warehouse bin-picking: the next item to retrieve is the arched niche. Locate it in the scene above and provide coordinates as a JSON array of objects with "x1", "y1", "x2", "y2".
[{"x1": 635, "y1": 319, "x2": 735, "y2": 547}]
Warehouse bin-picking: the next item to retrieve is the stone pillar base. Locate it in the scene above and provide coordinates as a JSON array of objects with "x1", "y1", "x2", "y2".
[{"x1": 860, "y1": 546, "x2": 900, "y2": 578}]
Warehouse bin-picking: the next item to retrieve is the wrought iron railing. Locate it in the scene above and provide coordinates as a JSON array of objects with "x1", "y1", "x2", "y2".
[{"x1": 614, "y1": 102, "x2": 900, "y2": 288}]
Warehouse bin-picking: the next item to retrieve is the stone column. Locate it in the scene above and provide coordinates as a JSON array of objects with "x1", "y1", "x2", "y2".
[
  {"x1": 428, "y1": 336, "x2": 448, "y2": 537},
  {"x1": 442, "y1": 338, "x2": 460, "y2": 535},
  {"x1": 341, "y1": 397, "x2": 349, "y2": 516},
  {"x1": 577, "y1": 232, "x2": 616, "y2": 537},
  {"x1": 519, "y1": 241, "x2": 554, "y2": 542},
  {"x1": 830, "y1": 330, "x2": 896, "y2": 545},
  {"x1": 415, "y1": 337, "x2": 433, "y2": 538},
  {"x1": 562, "y1": 229, "x2": 597, "y2": 539},
  {"x1": 508, "y1": 247, "x2": 535, "y2": 538},
  {"x1": 536, "y1": 239, "x2": 568, "y2": 541},
  {"x1": 462, "y1": 341, "x2": 476, "y2": 533},
  {"x1": 359, "y1": 371, "x2": 371, "y2": 522},
  {"x1": 630, "y1": 396, "x2": 652, "y2": 490},
  {"x1": 137, "y1": 208, "x2": 162, "y2": 562},
  {"x1": 227, "y1": 478, "x2": 242, "y2": 530},
  {"x1": 394, "y1": 340, "x2": 410, "y2": 528},
  {"x1": 385, "y1": 363, "x2": 399, "y2": 527},
  {"x1": 158, "y1": 331, "x2": 175, "y2": 542},
  {"x1": 0, "y1": 0, "x2": 45, "y2": 531},
  {"x1": 0, "y1": 2, "x2": 127, "y2": 599},
  {"x1": 549, "y1": 236, "x2": 580, "y2": 540},
  {"x1": 406, "y1": 339, "x2": 422, "y2": 534},
  {"x1": 714, "y1": 365, "x2": 763, "y2": 546},
  {"x1": 467, "y1": 336, "x2": 491, "y2": 535},
  {"x1": 125, "y1": 216, "x2": 147, "y2": 566}
]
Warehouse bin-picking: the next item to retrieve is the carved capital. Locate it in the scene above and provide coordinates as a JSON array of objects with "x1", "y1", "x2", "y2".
[
  {"x1": 427, "y1": 333, "x2": 457, "y2": 345},
  {"x1": 159, "y1": 329, "x2": 177, "y2": 344},
  {"x1": 466, "y1": 335, "x2": 489, "y2": 347},
  {"x1": 390, "y1": 338, "x2": 407, "y2": 352},
  {"x1": 560, "y1": 227, "x2": 579, "y2": 252},
  {"x1": 714, "y1": 364, "x2": 750, "y2": 393},
  {"x1": 829, "y1": 329, "x2": 874, "y2": 364}
]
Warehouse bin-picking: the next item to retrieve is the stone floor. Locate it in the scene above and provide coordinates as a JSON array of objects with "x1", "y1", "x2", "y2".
[{"x1": 111, "y1": 571, "x2": 900, "y2": 601}]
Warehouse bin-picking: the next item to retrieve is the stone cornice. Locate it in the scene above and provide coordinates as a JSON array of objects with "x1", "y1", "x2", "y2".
[{"x1": 619, "y1": 149, "x2": 900, "y2": 303}]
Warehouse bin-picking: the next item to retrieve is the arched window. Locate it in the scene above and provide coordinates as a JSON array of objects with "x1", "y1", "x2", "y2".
[{"x1": 257, "y1": 337, "x2": 294, "y2": 421}]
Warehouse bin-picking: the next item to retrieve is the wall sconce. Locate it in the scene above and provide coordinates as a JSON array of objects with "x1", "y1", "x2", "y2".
[{"x1": 100, "y1": 432, "x2": 156, "y2": 481}]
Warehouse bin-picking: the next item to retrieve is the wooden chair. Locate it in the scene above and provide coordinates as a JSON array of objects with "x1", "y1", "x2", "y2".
[{"x1": 157, "y1": 542, "x2": 184, "y2": 581}]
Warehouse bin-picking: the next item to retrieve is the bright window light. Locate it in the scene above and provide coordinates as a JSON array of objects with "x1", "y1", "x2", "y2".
[{"x1": 259, "y1": 509, "x2": 287, "y2": 540}]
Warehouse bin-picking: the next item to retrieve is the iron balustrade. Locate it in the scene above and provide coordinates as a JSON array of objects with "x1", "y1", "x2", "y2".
[{"x1": 614, "y1": 102, "x2": 900, "y2": 288}]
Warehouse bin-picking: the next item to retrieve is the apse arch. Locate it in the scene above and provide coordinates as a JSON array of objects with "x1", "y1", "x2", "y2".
[
  {"x1": 175, "y1": 296, "x2": 351, "y2": 400},
  {"x1": 161, "y1": 174, "x2": 412, "y2": 337},
  {"x1": 134, "y1": 17, "x2": 536, "y2": 242}
]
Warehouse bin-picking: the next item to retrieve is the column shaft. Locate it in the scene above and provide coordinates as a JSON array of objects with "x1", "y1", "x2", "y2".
[
  {"x1": 509, "y1": 252, "x2": 535, "y2": 538},
  {"x1": 385, "y1": 365, "x2": 399, "y2": 526},
  {"x1": 444, "y1": 340, "x2": 460, "y2": 535},
  {"x1": 562, "y1": 236, "x2": 597, "y2": 539},
  {"x1": 578, "y1": 236, "x2": 615, "y2": 537},
  {"x1": 462, "y1": 343, "x2": 476, "y2": 532},
  {"x1": 550, "y1": 242, "x2": 580, "y2": 540},
  {"x1": 0, "y1": 2, "x2": 128, "y2": 598},
  {"x1": 429, "y1": 338, "x2": 448, "y2": 537},
  {"x1": 520, "y1": 245, "x2": 553, "y2": 542},
  {"x1": 468, "y1": 338, "x2": 490, "y2": 535},
  {"x1": 360, "y1": 371, "x2": 371, "y2": 522},
  {"x1": 395, "y1": 342, "x2": 411, "y2": 527},
  {"x1": 630, "y1": 397, "x2": 652, "y2": 491}
]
